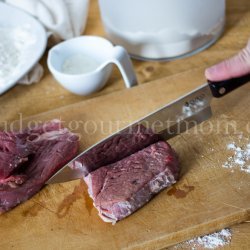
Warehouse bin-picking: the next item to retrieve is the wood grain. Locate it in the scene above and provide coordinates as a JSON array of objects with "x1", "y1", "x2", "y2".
[
  {"x1": 0, "y1": 0, "x2": 250, "y2": 123},
  {"x1": 0, "y1": 0, "x2": 250, "y2": 249},
  {"x1": 1, "y1": 68, "x2": 249, "y2": 250}
]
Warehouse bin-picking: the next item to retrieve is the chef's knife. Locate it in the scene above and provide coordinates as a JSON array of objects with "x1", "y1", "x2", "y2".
[{"x1": 46, "y1": 74, "x2": 250, "y2": 184}]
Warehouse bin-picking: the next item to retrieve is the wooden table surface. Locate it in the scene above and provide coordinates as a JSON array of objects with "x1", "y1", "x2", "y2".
[{"x1": 0, "y1": 0, "x2": 249, "y2": 249}]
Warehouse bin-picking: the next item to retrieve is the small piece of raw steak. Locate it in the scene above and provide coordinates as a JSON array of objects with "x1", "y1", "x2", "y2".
[
  {"x1": 84, "y1": 141, "x2": 179, "y2": 224},
  {"x1": 0, "y1": 120, "x2": 79, "y2": 213},
  {"x1": 70, "y1": 124, "x2": 160, "y2": 176}
]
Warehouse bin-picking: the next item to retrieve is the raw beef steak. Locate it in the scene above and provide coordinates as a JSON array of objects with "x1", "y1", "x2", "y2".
[
  {"x1": 84, "y1": 141, "x2": 179, "y2": 224},
  {"x1": 70, "y1": 124, "x2": 160, "y2": 176},
  {"x1": 0, "y1": 120, "x2": 79, "y2": 213},
  {"x1": 0, "y1": 131, "x2": 31, "y2": 179}
]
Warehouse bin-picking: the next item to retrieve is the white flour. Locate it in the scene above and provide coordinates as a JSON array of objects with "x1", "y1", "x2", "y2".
[
  {"x1": 0, "y1": 25, "x2": 36, "y2": 87},
  {"x1": 223, "y1": 141, "x2": 250, "y2": 174},
  {"x1": 62, "y1": 54, "x2": 100, "y2": 74},
  {"x1": 174, "y1": 228, "x2": 232, "y2": 249}
]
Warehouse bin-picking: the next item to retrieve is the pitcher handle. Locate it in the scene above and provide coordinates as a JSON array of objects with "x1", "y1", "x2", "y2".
[{"x1": 110, "y1": 46, "x2": 138, "y2": 88}]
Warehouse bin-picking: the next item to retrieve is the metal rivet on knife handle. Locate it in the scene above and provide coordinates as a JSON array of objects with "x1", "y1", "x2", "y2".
[{"x1": 208, "y1": 74, "x2": 250, "y2": 98}]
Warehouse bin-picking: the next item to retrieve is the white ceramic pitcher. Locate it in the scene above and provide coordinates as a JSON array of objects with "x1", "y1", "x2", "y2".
[{"x1": 48, "y1": 36, "x2": 138, "y2": 95}]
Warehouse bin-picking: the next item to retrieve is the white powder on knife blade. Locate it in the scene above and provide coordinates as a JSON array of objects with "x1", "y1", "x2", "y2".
[
  {"x1": 0, "y1": 25, "x2": 36, "y2": 88},
  {"x1": 223, "y1": 141, "x2": 250, "y2": 174},
  {"x1": 173, "y1": 228, "x2": 232, "y2": 249}
]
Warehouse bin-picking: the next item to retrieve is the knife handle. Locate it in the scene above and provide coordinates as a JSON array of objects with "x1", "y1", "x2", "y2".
[{"x1": 208, "y1": 74, "x2": 250, "y2": 98}]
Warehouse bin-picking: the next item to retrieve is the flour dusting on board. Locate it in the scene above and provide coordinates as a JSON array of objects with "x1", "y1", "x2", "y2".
[
  {"x1": 223, "y1": 139, "x2": 250, "y2": 174},
  {"x1": 173, "y1": 228, "x2": 232, "y2": 249}
]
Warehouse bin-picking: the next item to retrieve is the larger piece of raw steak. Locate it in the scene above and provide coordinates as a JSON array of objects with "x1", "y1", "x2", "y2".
[{"x1": 0, "y1": 120, "x2": 79, "y2": 213}]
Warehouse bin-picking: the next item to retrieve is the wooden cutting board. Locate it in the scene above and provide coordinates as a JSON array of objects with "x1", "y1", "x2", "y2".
[{"x1": 1, "y1": 68, "x2": 250, "y2": 250}]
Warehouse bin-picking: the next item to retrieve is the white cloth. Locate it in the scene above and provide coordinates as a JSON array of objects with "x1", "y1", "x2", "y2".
[
  {"x1": 5, "y1": 0, "x2": 89, "y2": 85},
  {"x1": 18, "y1": 64, "x2": 44, "y2": 85}
]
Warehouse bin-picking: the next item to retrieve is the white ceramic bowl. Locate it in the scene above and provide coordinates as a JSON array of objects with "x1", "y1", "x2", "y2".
[{"x1": 0, "y1": 2, "x2": 47, "y2": 95}]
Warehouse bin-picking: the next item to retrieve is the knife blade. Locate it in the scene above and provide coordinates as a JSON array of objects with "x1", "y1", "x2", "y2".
[{"x1": 46, "y1": 74, "x2": 250, "y2": 184}]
